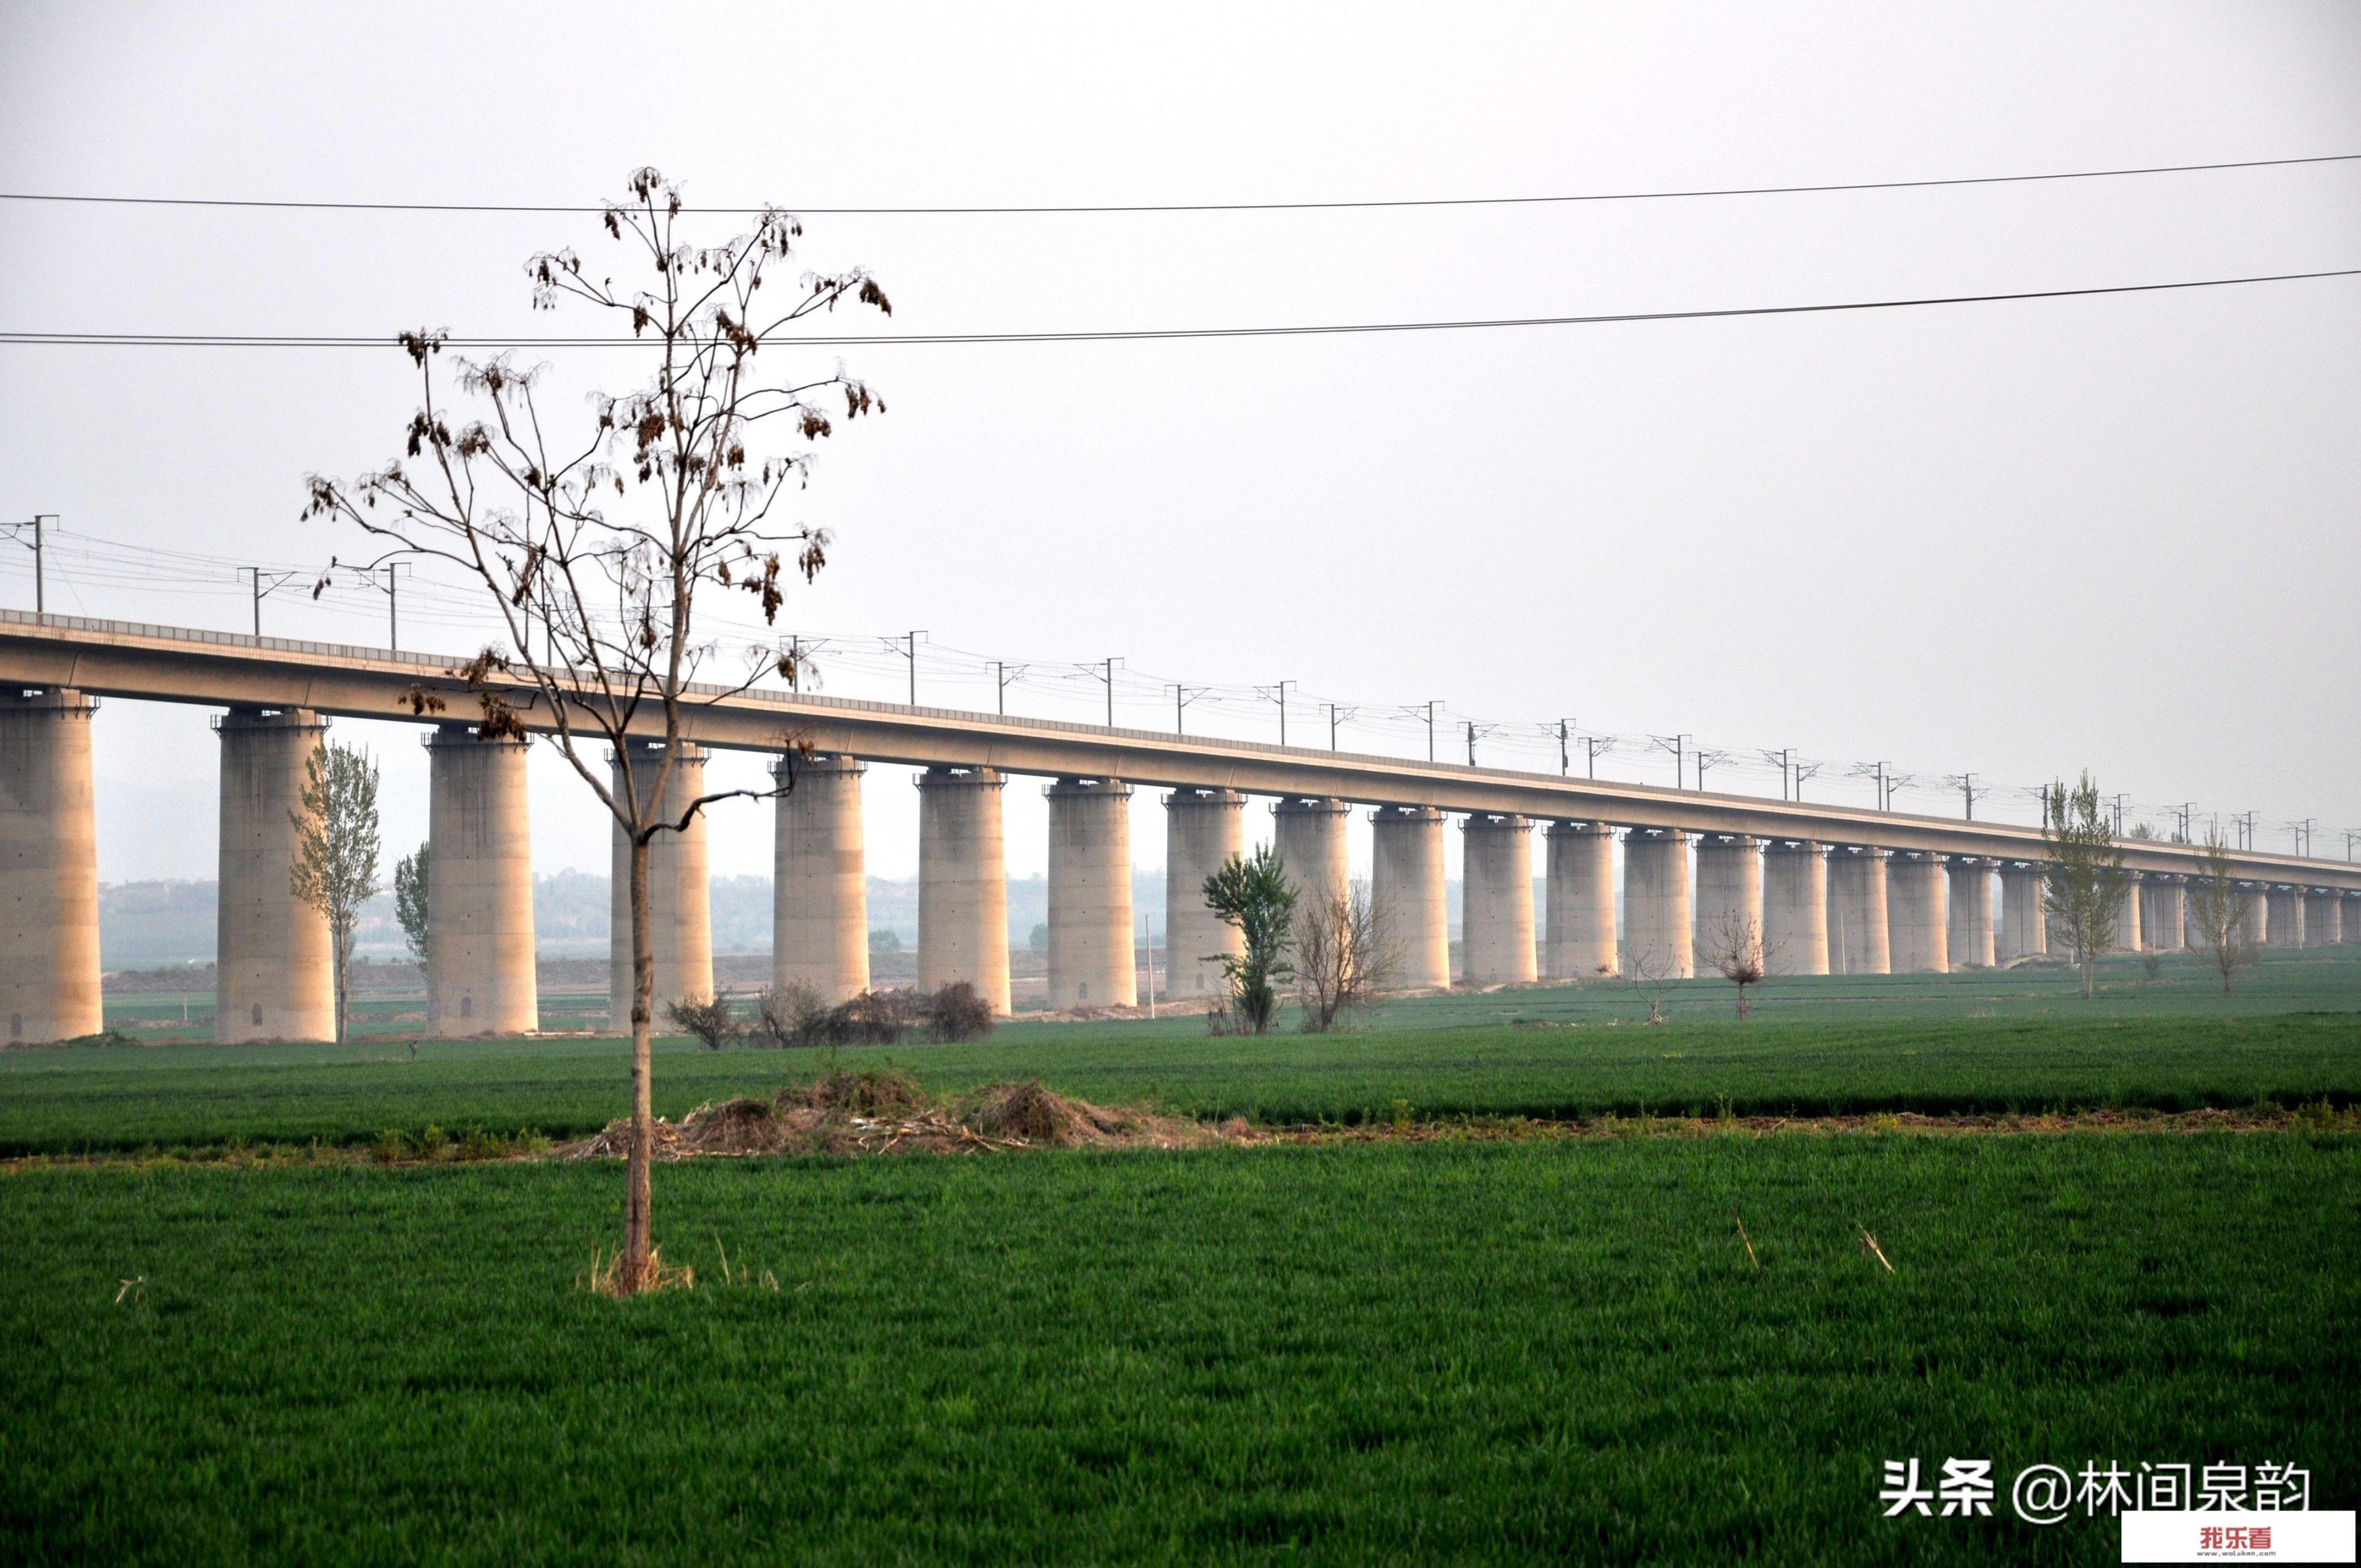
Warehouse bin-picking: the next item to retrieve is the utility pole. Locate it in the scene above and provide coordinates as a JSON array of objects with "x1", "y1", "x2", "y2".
[
  {"x1": 2105, "y1": 793, "x2": 2129, "y2": 836},
  {"x1": 993, "y1": 660, "x2": 1024, "y2": 716},
  {"x1": 1166, "y1": 682, "x2": 1203, "y2": 734},
  {"x1": 2345, "y1": 828, "x2": 2359, "y2": 862},
  {"x1": 1464, "y1": 721, "x2": 1495, "y2": 767},
  {"x1": 1557, "y1": 719, "x2": 1574, "y2": 777},
  {"x1": 1097, "y1": 657, "x2": 1121, "y2": 726},
  {"x1": 2173, "y1": 802, "x2": 2196, "y2": 843},
  {"x1": 1416, "y1": 700, "x2": 1439, "y2": 762},
  {"x1": 1944, "y1": 772, "x2": 1981, "y2": 820},
  {"x1": 1648, "y1": 734, "x2": 1690, "y2": 790},
  {"x1": 7, "y1": 514, "x2": 55, "y2": 615},
  {"x1": 240, "y1": 567, "x2": 300, "y2": 637},
  {"x1": 1323, "y1": 703, "x2": 1353, "y2": 751},
  {"x1": 1761, "y1": 747, "x2": 1793, "y2": 800},
  {"x1": 2291, "y1": 818, "x2": 2316, "y2": 857},
  {"x1": 1260, "y1": 680, "x2": 1296, "y2": 746},
  {"x1": 1793, "y1": 760, "x2": 1823, "y2": 801},
  {"x1": 1585, "y1": 734, "x2": 1612, "y2": 780},
  {"x1": 1693, "y1": 748, "x2": 1731, "y2": 790},
  {"x1": 360, "y1": 562, "x2": 408, "y2": 651},
  {"x1": 894, "y1": 631, "x2": 926, "y2": 705}
]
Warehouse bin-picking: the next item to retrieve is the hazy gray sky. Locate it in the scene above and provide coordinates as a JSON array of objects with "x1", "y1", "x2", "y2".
[{"x1": 3, "y1": 2, "x2": 2357, "y2": 888}]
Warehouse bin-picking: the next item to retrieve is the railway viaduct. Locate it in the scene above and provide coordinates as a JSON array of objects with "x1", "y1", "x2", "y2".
[{"x1": 4, "y1": 610, "x2": 2355, "y2": 1043}]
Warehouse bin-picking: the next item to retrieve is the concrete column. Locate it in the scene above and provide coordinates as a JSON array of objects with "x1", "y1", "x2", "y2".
[
  {"x1": 2145, "y1": 878, "x2": 2185, "y2": 953},
  {"x1": 609, "y1": 740, "x2": 713, "y2": 1027},
  {"x1": 1165, "y1": 787, "x2": 1245, "y2": 999},
  {"x1": 2303, "y1": 890, "x2": 2341, "y2": 948},
  {"x1": 1692, "y1": 835, "x2": 1763, "y2": 973},
  {"x1": 1461, "y1": 813, "x2": 1536, "y2": 984},
  {"x1": 1826, "y1": 846, "x2": 1891, "y2": 976},
  {"x1": 2265, "y1": 885, "x2": 2303, "y2": 948},
  {"x1": 1271, "y1": 795, "x2": 1350, "y2": 914},
  {"x1": 425, "y1": 725, "x2": 538, "y2": 1035},
  {"x1": 1621, "y1": 828, "x2": 1692, "y2": 979},
  {"x1": 1046, "y1": 777, "x2": 1134, "y2": 1009},
  {"x1": 2239, "y1": 885, "x2": 2270, "y2": 948},
  {"x1": 1372, "y1": 805, "x2": 1448, "y2": 989},
  {"x1": 1760, "y1": 841, "x2": 1828, "y2": 976},
  {"x1": 773, "y1": 752, "x2": 868, "y2": 1004},
  {"x1": 217, "y1": 707, "x2": 335, "y2": 1042},
  {"x1": 1998, "y1": 862, "x2": 2046, "y2": 963},
  {"x1": 916, "y1": 765, "x2": 1010, "y2": 1014},
  {"x1": 2344, "y1": 894, "x2": 2361, "y2": 947},
  {"x1": 1945, "y1": 856, "x2": 1995, "y2": 970},
  {"x1": 1886, "y1": 852, "x2": 1949, "y2": 973},
  {"x1": 2110, "y1": 873, "x2": 2144, "y2": 952},
  {"x1": 0, "y1": 688, "x2": 101, "y2": 1045},
  {"x1": 1543, "y1": 820, "x2": 1617, "y2": 979}
]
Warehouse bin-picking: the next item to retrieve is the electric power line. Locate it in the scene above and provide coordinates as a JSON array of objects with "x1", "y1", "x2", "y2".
[
  {"x1": 3, "y1": 151, "x2": 2354, "y2": 217},
  {"x1": 8, "y1": 267, "x2": 2355, "y2": 351}
]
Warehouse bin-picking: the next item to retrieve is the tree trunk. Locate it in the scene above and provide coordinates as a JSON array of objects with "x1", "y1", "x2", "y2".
[
  {"x1": 2080, "y1": 951, "x2": 2096, "y2": 1001},
  {"x1": 623, "y1": 834, "x2": 656, "y2": 1295},
  {"x1": 333, "y1": 925, "x2": 348, "y2": 1044}
]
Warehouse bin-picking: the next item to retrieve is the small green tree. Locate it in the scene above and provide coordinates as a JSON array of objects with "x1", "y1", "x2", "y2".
[
  {"x1": 2185, "y1": 829, "x2": 2256, "y2": 995},
  {"x1": 2041, "y1": 771, "x2": 2127, "y2": 1001},
  {"x1": 291, "y1": 742, "x2": 383, "y2": 1043},
  {"x1": 392, "y1": 843, "x2": 429, "y2": 1060},
  {"x1": 394, "y1": 844, "x2": 430, "y2": 968},
  {"x1": 1203, "y1": 845, "x2": 1297, "y2": 1034}
]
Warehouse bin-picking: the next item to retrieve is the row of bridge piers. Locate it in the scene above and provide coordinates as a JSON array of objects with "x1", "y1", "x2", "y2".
[{"x1": 4, "y1": 687, "x2": 2357, "y2": 1044}]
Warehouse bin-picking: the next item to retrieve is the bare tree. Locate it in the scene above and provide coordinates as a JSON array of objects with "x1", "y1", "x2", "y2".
[
  {"x1": 2185, "y1": 829, "x2": 2257, "y2": 995},
  {"x1": 2041, "y1": 772, "x2": 2128, "y2": 1001},
  {"x1": 1295, "y1": 879, "x2": 1392, "y2": 1032},
  {"x1": 1700, "y1": 910, "x2": 1772, "y2": 1020},
  {"x1": 289, "y1": 741, "x2": 382, "y2": 1044},
  {"x1": 1622, "y1": 946, "x2": 1675, "y2": 1024},
  {"x1": 303, "y1": 166, "x2": 888, "y2": 1295}
]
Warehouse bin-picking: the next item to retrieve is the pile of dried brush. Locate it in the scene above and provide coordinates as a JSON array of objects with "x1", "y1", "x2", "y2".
[{"x1": 553, "y1": 1072, "x2": 1249, "y2": 1162}]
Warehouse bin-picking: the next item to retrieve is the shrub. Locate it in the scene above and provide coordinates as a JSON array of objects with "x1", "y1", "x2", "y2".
[
  {"x1": 664, "y1": 995, "x2": 739, "y2": 1051},
  {"x1": 927, "y1": 982, "x2": 996, "y2": 1043}
]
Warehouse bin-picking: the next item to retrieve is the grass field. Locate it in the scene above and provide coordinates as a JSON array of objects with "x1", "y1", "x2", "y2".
[
  {"x1": 91, "y1": 947, "x2": 2361, "y2": 1041},
  {"x1": 4, "y1": 1133, "x2": 2353, "y2": 1566},
  {"x1": 4, "y1": 1011, "x2": 2358, "y2": 1155},
  {"x1": 13, "y1": 951, "x2": 2355, "y2": 1562}
]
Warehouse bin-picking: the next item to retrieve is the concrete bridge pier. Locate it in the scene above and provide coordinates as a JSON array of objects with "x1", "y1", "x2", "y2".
[
  {"x1": 1998, "y1": 862, "x2": 2045, "y2": 962},
  {"x1": 2264, "y1": 885, "x2": 2303, "y2": 949},
  {"x1": 1760, "y1": 840, "x2": 1829, "y2": 976},
  {"x1": 1692, "y1": 834, "x2": 1763, "y2": 972},
  {"x1": 2144, "y1": 877, "x2": 2185, "y2": 953},
  {"x1": 1272, "y1": 795, "x2": 1350, "y2": 916},
  {"x1": 1165, "y1": 787, "x2": 1246, "y2": 999},
  {"x1": 2344, "y1": 893, "x2": 2361, "y2": 946},
  {"x1": 2303, "y1": 889, "x2": 2341, "y2": 948},
  {"x1": 609, "y1": 740, "x2": 714, "y2": 1027},
  {"x1": 2111, "y1": 873, "x2": 2144, "y2": 953},
  {"x1": 1826, "y1": 846, "x2": 1891, "y2": 976},
  {"x1": 773, "y1": 752, "x2": 868, "y2": 1005},
  {"x1": 1461, "y1": 813, "x2": 1536, "y2": 985},
  {"x1": 2239, "y1": 884, "x2": 2270, "y2": 948},
  {"x1": 1621, "y1": 828, "x2": 1692, "y2": 979},
  {"x1": 217, "y1": 707, "x2": 336, "y2": 1042},
  {"x1": 1046, "y1": 777, "x2": 1135, "y2": 1009},
  {"x1": 1, "y1": 688, "x2": 101, "y2": 1045},
  {"x1": 1886, "y1": 852, "x2": 1949, "y2": 973},
  {"x1": 917, "y1": 766, "x2": 1011, "y2": 1014},
  {"x1": 1945, "y1": 856, "x2": 1995, "y2": 969},
  {"x1": 425, "y1": 725, "x2": 538, "y2": 1035},
  {"x1": 1543, "y1": 820, "x2": 1617, "y2": 979},
  {"x1": 1371, "y1": 805, "x2": 1448, "y2": 989}
]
